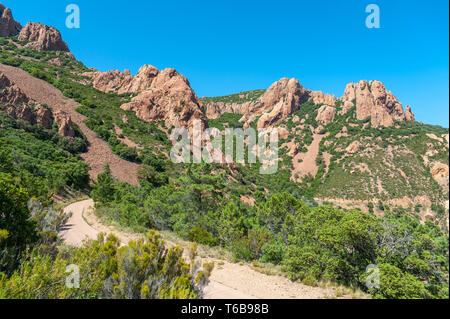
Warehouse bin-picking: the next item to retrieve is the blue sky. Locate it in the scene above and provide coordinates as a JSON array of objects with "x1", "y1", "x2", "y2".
[{"x1": 5, "y1": 0, "x2": 449, "y2": 127}]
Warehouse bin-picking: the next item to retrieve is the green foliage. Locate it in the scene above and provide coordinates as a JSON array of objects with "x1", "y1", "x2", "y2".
[
  {"x1": 91, "y1": 165, "x2": 116, "y2": 204},
  {"x1": 0, "y1": 174, "x2": 38, "y2": 273},
  {"x1": 201, "y1": 89, "x2": 266, "y2": 105},
  {"x1": 0, "y1": 232, "x2": 211, "y2": 299},
  {"x1": 188, "y1": 226, "x2": 218, "y2": 247},
  {"x1": 208, "y1": 113, "x2": 244, "y2": 131},
  {"x1": 365, "y1": 263, "x2": 430, "y2": 299},
  {"x1": 0, "y1": 112, "x2": 89, "y2": 200}
]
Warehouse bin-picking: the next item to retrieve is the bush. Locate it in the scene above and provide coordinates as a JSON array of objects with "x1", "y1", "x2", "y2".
[{"x1": 188, "y1": 226, "x2": 219, "y2": 247}]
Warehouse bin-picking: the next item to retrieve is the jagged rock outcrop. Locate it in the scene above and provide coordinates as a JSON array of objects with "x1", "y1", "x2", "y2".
[
  {"x1": 35, "y1": 104, "x2": 53, "y2": 129},
  {"x1": 18, "y1": 22, "x2": 69, "y2": 52},
  {"x1": 254, "y1": 78, "x2": 310, "y2": 129},
  {"x1": 121, "y1": 68, "x2": 207, "y2": 129},
  {"x1": 340, "y1": 80, "x2": 414, "y2": 127},
  {"x1": 54, "y1": 111, "x2": 75, "y2": 137},
  {"x1": 205, "y1": 78, "x2": 312, "y2": 129},
  {"x1": 316, "y1": 105, "x2": 336, "y2": 125},
  {"x1": 0, "y1": 73, "x2": 29, "y2": 105},
  {"x1": 0, "y1": 72, "x2": 74, "y2": 136},
  {"x1": 405, "y1": 105, "x2": 415, "y2": 122},
  {"x1": 84, "y1": 65, "x2": 159, "y2": 94},
  {"x1": 310, "y1": 91, "x2": 337, "y2": 106},
  {"x1": 0, "y1": 3, "x2": 21, "y2": 36}
]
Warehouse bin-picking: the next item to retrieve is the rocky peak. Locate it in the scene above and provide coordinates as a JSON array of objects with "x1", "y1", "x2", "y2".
[
  {"x1": 0, "y1": 3, "x2": 21, "y2": 36},
  {"x1": 121, "y1": 68, "x2": 207, "y2": 129},
  {"x1": 18, "y1": 22, "x2": 69, "y2": 52},
  {"x1": 85, "y1": 64, "x2": 160, "y2": 94},
  {"x1": 340, "y1": 80, "x2": 414, "y2": 127},
  {"x1": 255, "y1": 78, "x2": 310, "y2": 128}
]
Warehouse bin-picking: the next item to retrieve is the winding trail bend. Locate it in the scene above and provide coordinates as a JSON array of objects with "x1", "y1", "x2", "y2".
[{"x1": 61, "y1": 199, "x2": 336, "y2": 299}]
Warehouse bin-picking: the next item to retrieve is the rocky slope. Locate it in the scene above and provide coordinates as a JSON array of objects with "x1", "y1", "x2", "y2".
[
  {"x1": 0, "y1": 3, "x2": 21, "y2": 36},
  {"x1": 18, "y1": 22, "x2": 70, "y2": 52},
  {"x1": 0, "y1": 71, "x2": 74, "y2": 137},
  {"x1": 0, "y1": 63, "x2": 139, "y2": 185}
]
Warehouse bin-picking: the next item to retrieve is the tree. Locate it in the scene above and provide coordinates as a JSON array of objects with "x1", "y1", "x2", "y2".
[
  {"x1": 0, "y1": 173, "x2": 38, "y2": 273},
  {"x1": 91, "y1": 165, "x2": 115, "y2": 204},
  {"x1": 365, "y1": 263, "x2": 430, "y2": 299}
]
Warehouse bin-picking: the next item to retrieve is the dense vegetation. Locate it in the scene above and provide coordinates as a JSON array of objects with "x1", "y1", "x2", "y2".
[
  {"x1": 91, "y1": 164, "x2": 449, "y2": 299},
  {"x1": 1, "y1": 35, "x2": 449, "y2": 299},
  {"x1": 201, "y1": 89, "x2": 266, "y2": 105},
  {"x1": 0, "y1": 171, "x2": 212, "y2": 299},
  {"x1": 0, "y1": 112, "x2": 89, "y2": 203}
]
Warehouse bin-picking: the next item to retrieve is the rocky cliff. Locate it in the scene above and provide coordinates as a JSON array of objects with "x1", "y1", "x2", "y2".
[
  {"x1": 340, "y1": 80, "x2": 414, "y2": 127},
  {"x1": 18, "y1": 22, "x2": 69, "y2": 52},
  {"x1": 0, "y1": 3, "x2": 21, "y2": 36},
  {"x1": 121, "y1": 68, "x2": 207, "y2": 129}
]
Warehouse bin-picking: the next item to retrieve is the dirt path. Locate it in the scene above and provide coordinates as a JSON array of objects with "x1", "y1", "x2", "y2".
[
  {"x1": 61, "y1": 199, "x2": 337, "y2": 299},
  {"x1": 0, "y1": 63, "x2": 139, "y2": 185}
]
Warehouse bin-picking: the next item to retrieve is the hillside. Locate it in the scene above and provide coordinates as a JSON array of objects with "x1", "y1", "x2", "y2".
[{"x1": 0, "y1": 2, "x2": 449, "y2": 300}]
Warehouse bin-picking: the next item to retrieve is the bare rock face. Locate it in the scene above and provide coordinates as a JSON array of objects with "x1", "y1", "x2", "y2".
[
  {"x1": 340, "y1": 80, "x2": 414, "y2": 127},
  {"x1": 316, "y1": 105, "x2": 336, "y2": 125},
  {"x1": 121, "y1": 68, "x2": 207, "y2": 129},
  {"x1": 18, "y1": 22, "x2": 69, "y2": 52},
  {"x1": 405, "y1": 105, "x2": 415, "y2": 122},
  {"x1": 431, "y1": 162, "x2": 449, "y2": 189},
  {"x1": 35, "y1": 104, "x2": 53, "y2": 129},
  {"x1": 54, "y1": 111, "x2": 75, "y2": 137},
  {"x1": 206, "y1": 101, "x2": 247, "y2": 119},
  {"x1": 0, "y1": 72, "x2": 29, "y2": 106},
  {"x1": 85, "y1": 64, "x2": 159, "y2": 94},
  {"x1": 310, "y1": 91, "x2": 337, "y2": 106},
  {"x1": 0, "y1": 3, "x2": 21, "y2": 36},
  {"x1": 1, "y1": 72, "x2": 74, "y2": 137},
  {"x1": 255, "y1": 78, "x2": 310, "y2": 129},
  {"x1": 346, "y1": 141, "x2": 361, "y2": 154}
]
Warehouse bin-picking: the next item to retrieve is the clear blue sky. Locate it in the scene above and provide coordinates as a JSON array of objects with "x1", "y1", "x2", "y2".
[{"x1": 5, "y1": 0, "x2": 449, "y2": 127}]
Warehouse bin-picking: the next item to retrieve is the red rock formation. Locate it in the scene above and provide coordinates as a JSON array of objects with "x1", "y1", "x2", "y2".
[
  {"x1": 0, "y1": 3, "x2": 21, "y2": 36},
  {"x1": 340, "y1": 80, "x2": 414, "y2": 127},
  {"x1": 0, "y1": 73, "x2": 29, "y2": 105},
  {"x1": 18, "y1": 22, "x2": 69, "y2": 52},
  {"x1": 54, "y1": 111, "x2": 75, "y2": 137},
  {"x1": 85, "y1": 64, "x2": 159, "y2": 94},
  {"x1": 316, "y1": 105, "x2": 336, "y2": 125},
  {"x1": 1, "y1": 72, "x2": 74, "y2": 137},
  {"x1": 121, "y1": 68, "x2": 207, "y2": 129}
]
